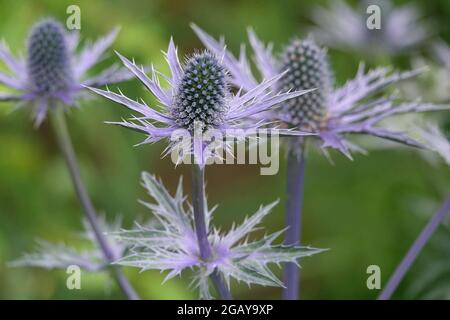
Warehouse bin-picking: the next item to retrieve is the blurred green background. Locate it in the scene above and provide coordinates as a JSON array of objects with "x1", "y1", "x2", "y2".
[{"x1": 0, "y1": 0, "x2": 449, "y2": 299}]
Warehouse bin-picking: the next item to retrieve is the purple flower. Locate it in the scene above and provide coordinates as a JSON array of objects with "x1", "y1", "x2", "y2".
[
  {"x1": 193, "y1": 25, "x2": 449, "y2": 158},
  {"x1": 0, "y1": 18, "x2": 133, "y2": 126},
  {"x1": 310, "y1": 0, "x2": 432, "y2": 56},
  {"x1": 87, "y1": 39, "x2": 313, "y2": 164},
  {"x1": 112, "y1": 172, "x2": 324, "y2": 299}
]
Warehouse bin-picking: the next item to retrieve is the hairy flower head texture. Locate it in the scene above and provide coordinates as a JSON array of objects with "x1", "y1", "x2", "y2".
[
  {"x1": 111, "y1": 172, "x2": 325, "y2": 299},
  {"x1": 0, "y1": 18, "x2": 133, "y2": 126},
  {"x1": 193, "y1": 25, "x2": 449, "y2": 159},
  {"x1": 87, "y1": 38, "x2": 313, "y2": 163},
  {"x1": 310, "y1": 0, "x2": 432, "y2": 57}
]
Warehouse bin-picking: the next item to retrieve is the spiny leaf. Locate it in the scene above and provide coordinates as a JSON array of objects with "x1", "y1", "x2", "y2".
[
  {"x1": 235, "y1": 244, "x2": 327, "y2": 264},
  {"x1": 110, "y1": 228, "x2": 174, "y2": 247},
  {"x1": 10, "y1": 240, "x2": 104, "y2": 272},
  {"x1": 219, "y1": 262, "x2": 281, "y2": 287},
  {"x1": 141, "y1": 172, "x2": 192, "y2": 233},
  {"x1": 222, "y1": 201, "x2": 278, "y2": 247}
]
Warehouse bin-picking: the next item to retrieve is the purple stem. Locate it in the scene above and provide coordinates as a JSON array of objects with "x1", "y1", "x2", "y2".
[
  {"x1": 191, "y1": 164, "x2": 232, "y2": 300},
  {"x1": 378, "y1": 196, "x2": 450, "y2": 300},
  {"x1": 283, "y1": 148, "x2": 306, "y2": 300},
  {"x1": 51, "y1": 108, "x2": 139, "y2": 300}
]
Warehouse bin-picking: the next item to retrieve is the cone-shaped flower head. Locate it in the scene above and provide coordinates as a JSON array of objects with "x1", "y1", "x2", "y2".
[
  {"x1": 172, "y1": 52, "x2": 227, "y2": 131},
  {"x1": 279, "y1": 39, "x2": 332, "y2": 130},
  {"x1": 193, "y1": 25, "x2": 449, "y2": 159},
  {"x1": 88, "y1": 38, "x2": 313, "y2": 164},
  {"x1": 27, "y1": 19, "x2": 73, "y2": 95},
  {"x1": 0, "y1": 18, "x2": 133, "y2": 127}
]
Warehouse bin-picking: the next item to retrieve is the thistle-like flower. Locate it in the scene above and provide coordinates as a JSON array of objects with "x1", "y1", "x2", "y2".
[
  {"x1": 194, "y1": 25, "x2": 449, "y2": 158},
  {"x1": 87, "y1": 38, "x2": 313, "y2": 163},
  {"x1": 278, "y1": 39, "x2": 333, "y2": 131},
  {"x1": 112, "y1": 172, "x2": 324, "y2": 299},
  {"x1": 171, "y1": 52, "x2": 227, "y2": 131},
  {"x1": 0, "y1": 18, "x2": 133, "y2": 126},
  {"x1": 310, "y1": 0, "x2": 432, "y2": 57}
]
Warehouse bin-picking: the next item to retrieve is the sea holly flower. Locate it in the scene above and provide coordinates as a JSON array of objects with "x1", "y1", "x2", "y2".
[
  {"x1": 193, "y1": 24, "x2": 449, "y2": 300},
  {"x1": 276, "y1": 38, "x2": 333, "y2": 132},
  {"x1": 309, "y1": 0, "x2": 432, "y2": 57},
  {"x1": 0, "y1": 18, "x2": 133, "y2": 126},
  {"x1": 88, "y1": 37, "x2": 316, "y2": 299},
  {"x1": 111, "y1": 172, "x2": 324, "y2": 299},
  {"x1": 193, "y1": 25, "x2": 449, "y2": 158},
  {"x1": 87, "y1": 39, "x2": 314, "y2": 165},
  {"x1": 1, "y1": 18, "x2": 139, "y2": 299},
  {"x1": 11, "y1": 216, "x2": 125, "y2": 273}
]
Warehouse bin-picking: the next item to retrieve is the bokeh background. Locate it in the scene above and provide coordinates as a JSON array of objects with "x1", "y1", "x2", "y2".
[{"x1": 0, "y1": 0, "x2": 449, "y2": 299}]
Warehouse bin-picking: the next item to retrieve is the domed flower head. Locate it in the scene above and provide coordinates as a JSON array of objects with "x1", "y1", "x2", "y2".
[
  {"x1": 310, "y1": 0, "x2": 432, "y2": 57},
  {"x1": 87, "y1": 38, "x2": 313, "y2": 164},
  {"x1": 0, "y1": 18, "x2": 133, "y2": 126},
  {"x1": 194, "y1": 25, "x2": 449, "y2": 158}
]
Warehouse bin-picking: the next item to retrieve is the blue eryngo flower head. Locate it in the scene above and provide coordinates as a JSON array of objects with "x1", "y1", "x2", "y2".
[
  {"x1": 11, "y1": 216, "x2": 124, "y2": 272},
  {"x1": 279, "y1": 39, "x2": 333, "y2": 130},
  {"x1": 172, "y1": 52, "x2": 227, "y2": 131},
  {"x1": 310, "y1": 0, "x2": 432, "y2": 57},
  {"x1": 111, "y1": 172, "x2": 325, "y2": 299},
  {"x1": 0, "y1": 18, "x2": 133, "y2": 127},
  {"x1": 27, "y1": 19, "x2": 74, "y2": 95},
  {"x1": 87, "y1": 38, "x2": 313, "y2": 164},
  {"x1": 194, "y1": 25, "x2": 449, "y2": 159}
]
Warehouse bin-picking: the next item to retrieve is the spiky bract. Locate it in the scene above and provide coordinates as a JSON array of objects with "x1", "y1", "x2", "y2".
[{"x1": 112, "y1": 172, "x2": 325, "y2": 299}]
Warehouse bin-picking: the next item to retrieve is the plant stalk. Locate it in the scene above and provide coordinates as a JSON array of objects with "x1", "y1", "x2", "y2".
[
  {"x1": 378, "y1": 196, "x2": 450, "y2": 300},
  {"x1": 283, "y1": 147, "x2": 306, "y2": 300},
  {"x1": 191, "y1": 164, "x2": 232, "y2": 300},
  {"x1": 50, "y1": 108, "x2": 139, "y2": 300}
]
